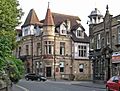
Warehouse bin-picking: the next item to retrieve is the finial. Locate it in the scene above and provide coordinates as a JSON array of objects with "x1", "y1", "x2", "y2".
[
  {"x1": 48, "y1": 2, "x2": 50, "y2": 9},
  {"x1": 106, "y1": 5, "x2": 109, "y2": 11}
]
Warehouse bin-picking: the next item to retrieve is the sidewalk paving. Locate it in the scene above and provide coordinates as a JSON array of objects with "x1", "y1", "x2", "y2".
[
  {"x1": 71, "y1": 81, "x2": 106, "y2": 89},
  {"x1": 50, "y1": 79, "x2": 106, "y2": 89}
]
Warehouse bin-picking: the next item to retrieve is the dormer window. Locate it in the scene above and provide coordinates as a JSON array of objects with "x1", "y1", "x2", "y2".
[
  {"x1": 60, "y1": 22, "x2": 67, "y2": 35},
  {"x1": 62, "y1": 30, "x2": 66, "y2": 34},
  {"x1": 76, "y1": 27, "x2": 83, "y2": 38},
  {"x1": 77, "y1": 30, "x2": 81, "y2": 37}
]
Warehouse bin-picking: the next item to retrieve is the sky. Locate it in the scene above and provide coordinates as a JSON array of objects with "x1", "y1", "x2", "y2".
[{"x1": 18, "y1": 0, "x2": 120, "y2": 35}]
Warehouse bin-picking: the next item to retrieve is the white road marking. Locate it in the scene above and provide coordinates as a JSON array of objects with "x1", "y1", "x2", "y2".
[{"x1": 16, "y1": 84, "x2": 29, "y2": 91}]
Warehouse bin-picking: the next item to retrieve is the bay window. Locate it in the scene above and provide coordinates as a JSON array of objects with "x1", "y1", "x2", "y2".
[{"x1": 44, "y1": 41, "x2": 54, "y2": 54}]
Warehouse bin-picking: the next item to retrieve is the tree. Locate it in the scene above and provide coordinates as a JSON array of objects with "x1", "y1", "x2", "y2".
[
  {"x1": 0, "y1": 0, "x2": 23, "y2": 31},
  {"x1": 0, "y1": 0, "x2": 24, "y2": 83}
]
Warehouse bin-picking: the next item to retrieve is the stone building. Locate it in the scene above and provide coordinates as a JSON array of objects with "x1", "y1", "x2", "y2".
[
  {"x1": 14, "y1": 6, "x2": 90, "y2": 80},
  {"x1": 89, "y1": 5, "x2": 120, "y2": 83}
]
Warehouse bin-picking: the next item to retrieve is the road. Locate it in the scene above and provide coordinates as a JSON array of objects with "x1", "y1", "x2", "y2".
[{"x1": 16, "y1": 79, "x2": 106, "y2": 91}]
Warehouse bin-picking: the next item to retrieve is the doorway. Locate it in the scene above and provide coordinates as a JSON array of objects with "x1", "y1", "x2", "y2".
[{"x1": 46, "y1": 67, "x2": 51, "y2": 77}]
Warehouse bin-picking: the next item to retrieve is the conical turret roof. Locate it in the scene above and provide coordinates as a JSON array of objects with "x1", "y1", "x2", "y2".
[
  {"x1": 22, "y1": 9, "x2": 41, "y2": 27},
  {"x1": 43, "y1": 6, "x2": 54, "y2": 26}
]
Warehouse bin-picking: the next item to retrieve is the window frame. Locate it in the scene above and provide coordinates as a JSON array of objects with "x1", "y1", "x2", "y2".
[
  {"x1": 79, "y1": 64, "x2": 84, "y2": 72},
  {"x1": 78, "y1": 45, "x2": 87, "y2": 57},
  {"x1": 60, "y1": 62, "x2": 64, "y2": 72},
  {"x1": 24, "y1": 29, "x2": 29, "y2": 36},
  {"x1": 97, "y1": 34, "x2": 101, "y2": 49},
  {"x1": 37, "y1": 43, "x2": 41, "y2": 56},
  {"x1": 44, "y1": 41, "x2": 54, "y2": 55},
  {"x1": 60, "y1": 42, "x2": 65, "y2": 55}
]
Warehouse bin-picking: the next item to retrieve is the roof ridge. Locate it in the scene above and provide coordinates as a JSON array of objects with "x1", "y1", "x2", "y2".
[{"x1": 52, "y1": 12, "x2": 80, "y2": 18}]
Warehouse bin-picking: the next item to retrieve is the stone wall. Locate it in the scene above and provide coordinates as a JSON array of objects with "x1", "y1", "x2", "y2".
[{"x1": 0, "y1": 80, "x2": 12, "y2": 91}]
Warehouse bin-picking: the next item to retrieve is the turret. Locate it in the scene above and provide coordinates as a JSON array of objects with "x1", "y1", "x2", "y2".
[
  {"x1": 88, "y1": 8, "x2": 103, "y2": 24},
  {"x1": 43, "y1": 3, "x2": 55, "y2": 36},
  {"x1": 21, "y1": 9, "x2": 42, "y2": 36}
]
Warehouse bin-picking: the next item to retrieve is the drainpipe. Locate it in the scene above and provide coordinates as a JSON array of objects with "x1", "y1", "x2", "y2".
[{"x1": 54, "y1": 35, "x2": 56, "y2": 80}]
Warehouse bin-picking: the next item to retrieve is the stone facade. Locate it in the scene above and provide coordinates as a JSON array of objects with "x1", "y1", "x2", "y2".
[
  {"x1": 14, "y1": 7, "x2": 91, "y2": 80},
  {"x1": 89, "y1": 6, "x2": 120, "y2": 82}
]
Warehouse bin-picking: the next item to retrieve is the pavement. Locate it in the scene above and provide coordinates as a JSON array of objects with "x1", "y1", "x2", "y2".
[
  {"x1": 71, "y1": 81, "x2": 106, "y2": 89},
  {"x1": 11, "y1": 80, "x2": 106, "y2": 91},
  {"x1": 49, "y1": 79, "x2": 106, "y2": 89}
]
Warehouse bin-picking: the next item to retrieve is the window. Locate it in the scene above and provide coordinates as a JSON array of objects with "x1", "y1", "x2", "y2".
[
  {"x1": 18, "y1": 47, "x2": 21, "y2": 57},
  {"x1": 60, "y1": 23, "x2": 67, "y2": 35},
  {"x1": 26, "y1": 45, "x2": 29, "y2": 55},
  {"x1": 62, "y1": 30, "x2": 66, "y2": 34},
  {"x1": 37, "y1": 43, "x2": 41, "y2": 56},
  {"x1": 44, "y1": 41, "x2": 54, "y2": 54},
  {"x1": 60, "y1": 62, "x2": 64, "y2": 72},
  {"x1": 76, "y1": 27, "x2": 83, "y2": 38},
  {"x1": 24, "y1": 29, "x2": 28, "y2": 36},
  {"x1": 101, "y1": 38, "x2": 104, "y2": 47},
  {"x1": 78, "y1": 45, "x2": 87, "y2": 57},
  {"x1": 93, "y1": 17, "x2": 96, "y2": 23},
  {"x1": 97, "y1": 34, "x2": 101, "y2": 49},
  {"x1": 79, "y1": 64, "x2": 84, "y2": 72},
  {"x1": 60, "y1": 42, "x2": 65, "y2": 55},
  {"x1": 106, "y1": 32, "x2": 110, "y2": 44},
  {"x1": 18, "y1": 31, "x2": 22, "y2": 37},
  {"x1": 117, "y1": 27, "x2": 120, "y2": 44},
  {"x1": 76, "y1": 30, "x2": 82, "y2": 37}
]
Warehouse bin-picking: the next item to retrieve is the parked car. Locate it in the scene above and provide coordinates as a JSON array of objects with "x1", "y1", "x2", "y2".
[
  {"x1": 25, "y1": 73, "x2": 47, "y2": 81},
  {"x1": 106, "y1": 76, "x2": 120, "y2": 91}
]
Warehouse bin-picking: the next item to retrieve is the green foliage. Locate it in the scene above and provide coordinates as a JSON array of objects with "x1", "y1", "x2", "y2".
[
  {"x1": 0, "y1": 31, "x2": 25, "y2": 83},
  {"x1": 0, "y1": 0, "x2": 24, "y2": 31},
  {"x1": 6, "y1": 56, "x2": 25, "y2": 83},
  {"x1": 0, "y1": 0, "x2": 24, "y2": 83}
]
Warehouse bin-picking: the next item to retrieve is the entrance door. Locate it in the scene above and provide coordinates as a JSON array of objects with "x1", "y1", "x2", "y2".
[{"x1": 46, "y1": 67, "x2": 51, "y2": 77}]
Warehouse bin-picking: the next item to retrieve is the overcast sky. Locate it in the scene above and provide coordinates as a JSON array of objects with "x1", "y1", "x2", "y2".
[{"x1": 18, "y1": 0, "x2": 120, "y2": 35}]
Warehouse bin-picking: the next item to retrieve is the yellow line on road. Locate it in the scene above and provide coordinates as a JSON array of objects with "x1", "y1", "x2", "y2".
[{"x1": 16, "y1": 84, "x2": 29, "y2": 91}]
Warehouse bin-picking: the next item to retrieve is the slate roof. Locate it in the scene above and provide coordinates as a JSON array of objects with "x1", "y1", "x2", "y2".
[
  {"x1": 21, "y1": 8, "x2": 89, "y2": 43},
  {"x1": 22, "y1": 9, "x2": 42, "y2": 28},
  {"x1": 41, "y1": 12, "x2": 89, "y2": 43},
  {"x1": 71, "y1": 24, "x2": 85, "y2": 31},
  {"x1": 71, "y1": 32, "x2": 89, "y2": 43},
  {"x1": 52, "y1": 13, "x2": 81, "y2": 28},
  {"x1": 41, "y1": 13, "x2": 81, "y2": 28},
  {"x1": 88, "y1": 8, "x2": 103, "y2": 18}
]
